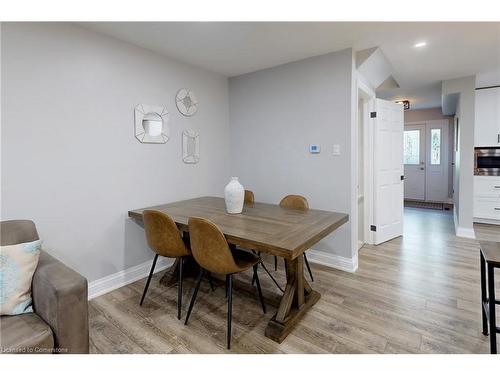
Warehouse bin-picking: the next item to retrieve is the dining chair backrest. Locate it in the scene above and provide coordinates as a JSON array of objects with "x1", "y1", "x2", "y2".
[
  {"x1": 188, "y1": 217, "x2": 239, "y2": 275},
  {"x1": 244, "y1": 190, "x2": 255, "y2": 205},
  {"x1": 143, "y1": 210, "x2": 190, "y2": 258},
  {"x1": 279, "y1": 195, "x2": 309, "y2": 211}
]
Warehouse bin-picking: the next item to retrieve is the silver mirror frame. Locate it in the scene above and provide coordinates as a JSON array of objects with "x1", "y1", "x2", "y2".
[
  {"x1": 182, "y1": 129, "x2": 200, "y2": 164},
  {"x1": 176, "y1": 89, "x2": 198, "y2": 117},
  {"x1": 134, "y1": 104, "x2": 169, "y2": 144}
]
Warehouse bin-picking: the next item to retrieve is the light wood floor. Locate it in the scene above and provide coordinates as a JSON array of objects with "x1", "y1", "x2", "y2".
[{"x1": 89, "y1": 208, "x2": 500, "y2": 353}]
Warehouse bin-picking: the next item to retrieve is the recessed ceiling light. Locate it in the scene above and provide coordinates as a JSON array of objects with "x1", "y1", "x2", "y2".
[{"x1": 414, "y1": 42, "x2": 427, "y2": 48}]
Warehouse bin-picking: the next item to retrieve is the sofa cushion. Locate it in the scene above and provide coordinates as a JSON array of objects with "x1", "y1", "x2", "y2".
[
  {"x1": 0, "y1": 313, "x2": 54, "y2": 353},
  {"x1": 1, "y1": 239, "x2": 42, "y2": 315}
]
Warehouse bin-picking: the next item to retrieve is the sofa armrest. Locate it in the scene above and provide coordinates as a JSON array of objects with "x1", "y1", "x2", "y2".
[{"x1": 32, "y1": 251, "x2": 89, "y2": 353}]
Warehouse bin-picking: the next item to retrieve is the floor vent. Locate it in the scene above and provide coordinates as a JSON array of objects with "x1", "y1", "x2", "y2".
[{"x1": 404, "y1": 200, "x2": 453, "y2": 211}]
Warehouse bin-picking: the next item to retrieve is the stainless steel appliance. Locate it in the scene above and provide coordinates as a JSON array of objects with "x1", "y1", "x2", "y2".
[{"x1": 475, "y1": 147, "x2": 500, "y2": 176}]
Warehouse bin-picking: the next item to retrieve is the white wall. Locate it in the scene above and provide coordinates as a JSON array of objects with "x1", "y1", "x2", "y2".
[
  {"x1": 228, "y1": 49, "x2": 355, "y2": 261},
  {"x1": 442, "y1": 76, "x2": 475, "y2": 237},
  {"x1": 1, "y1": 23, "x2": 231, "y2": 282}
]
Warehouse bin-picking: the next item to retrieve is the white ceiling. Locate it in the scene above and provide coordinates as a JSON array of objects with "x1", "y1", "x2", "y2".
[{"x1": 80, "y1": 22, "x2": 500, "y2": 109}]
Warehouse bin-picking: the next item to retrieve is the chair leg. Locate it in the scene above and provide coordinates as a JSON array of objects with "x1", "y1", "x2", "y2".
[
  {"x1": 304, "y1": 253, "x2": 314, "y2": 282},
  {"x1": 140, "y1": 254, "x2": 158, "y2": 306},
  {"x1": 260, "y1": 260, "x2": 285, "y2": 293},
  {"x1": 227, "y1": 274, "x2": 233, "y2": 350},
  {"x1": 274, "y1": 256, "x2": 278, "y2": 271},
  {"x1": 225, "y1": 274, "x2": 229, "y2": 298},
  {"x1": 207, "y1": 272, "x2": 215, "y2": 292},
  {"x1": 184, "y1": 268, "x2": 204, "y2": 325},
  {"x1": 253, "y1": 264, "x2": 266, "y2": 314},
  {"x1": 177, "y1": 257, "x2": 183, "y2": 320},
  {"x1": 251, "y1": 251, "x2": 261, "y2": 286}
]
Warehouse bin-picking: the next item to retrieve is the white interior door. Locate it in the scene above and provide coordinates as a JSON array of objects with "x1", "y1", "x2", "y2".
[
  {"x1": 404, "y1": 124, "x2": 426, "y2": 200},
  {"x1": 373, "y1": 99, "x2": 404, "y2": 245},
  {"x1": 425, "y1": 120, "x2": 449, "y2": 202}
]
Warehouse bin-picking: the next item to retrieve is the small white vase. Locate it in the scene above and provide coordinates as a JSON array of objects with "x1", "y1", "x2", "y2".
[{"x1": 224, "y1": 177, "x2": 244, "y2": 214}]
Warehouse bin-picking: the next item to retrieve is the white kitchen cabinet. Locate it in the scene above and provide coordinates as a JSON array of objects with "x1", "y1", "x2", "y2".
[
  {"x1": 474, "y1": 176, "x2": 500, "y2": 224},
  {"x1": 475, "y1": 87, "x2": 500, "y2": 147}
]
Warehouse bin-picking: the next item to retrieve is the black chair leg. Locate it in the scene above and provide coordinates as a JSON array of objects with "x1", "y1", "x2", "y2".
[
  {"x1": 225, "y1": 274, "x2": 229, "y2": 298},
  {"x1": 184, "y1": 268, "x2": 204, "y2": 325},
  {"x1": 253, "y1": 264, "x2": 266, "y2": 314},
  {"x1": 274, "y1": 256, "x2": 278, "y2": 271},
  {"x1": 140, "y1": 254, "x2": 158, "y2": 306},
  {"x1": 227, "y1": 274, "x2": 233, "y2": 350},
  {"x1": 260, "y1": 260, "x2": 284, "y2": 293},
  {"x1": 488, "y1": 264, "x2": 497, "y2": 354},
  {"x1": 177, "y1": 257, "x2": 183, "y2": 320},
  {"x1": 207, "y1": 272, "x2": 215, "y2": 291},
  {"x1": 480, "y1": 252, "x2": 488, "y2": 335},
  {"x1": 251, "y1": 251, "x2": 261, "y2": 286},
  {"x1": 304, "y1": 253, "x2": 314, "y2": 282}
]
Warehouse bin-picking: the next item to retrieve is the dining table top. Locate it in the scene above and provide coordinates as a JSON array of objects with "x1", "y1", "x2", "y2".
[{"x1": 128, "y1": 196, "x2": 348, "y2": 260}]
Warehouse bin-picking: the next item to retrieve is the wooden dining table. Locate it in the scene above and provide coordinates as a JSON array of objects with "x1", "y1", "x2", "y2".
[{"x1": 128, "y1": 196, "x2": 348, "y2": 343}]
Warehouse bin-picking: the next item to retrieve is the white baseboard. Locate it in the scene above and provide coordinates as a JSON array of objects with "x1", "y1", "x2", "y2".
[
  {"x1": 88, "y1": 257, "x2": 174, "y2": 300},
  {"x1": 455, "y1": 226, "x2": 476, "y2": 239},
  {"x1": 453, "y1": 207, "x2": 476, "y2": 239},
  {"x1": 306, "y1": 249, "x2": 358, "y2": 273}
]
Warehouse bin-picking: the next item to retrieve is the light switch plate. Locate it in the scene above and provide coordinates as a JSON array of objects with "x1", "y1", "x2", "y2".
[
  {"x1": 309, "y1": 144, "x2": 320, "y2": 154},
  {"x1": 333, "y1": 144, "x2": 341, "y2": 155}
]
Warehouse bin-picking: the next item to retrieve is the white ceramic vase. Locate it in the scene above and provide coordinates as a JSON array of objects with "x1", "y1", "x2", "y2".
[{"x1": 224, "y1": 177, "x2": 244, "y2": 214}]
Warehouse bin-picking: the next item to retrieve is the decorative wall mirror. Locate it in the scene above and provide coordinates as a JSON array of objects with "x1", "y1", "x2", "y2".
[
  {"x1": 182, "y1": 130, "x2": 200, "y2": 164},
  {"x1": 176, "y1": 89, "x2": 198, "y2": 117},
  {"x1": 134, "y1": 104, "x2": 169, "y2": 143}
]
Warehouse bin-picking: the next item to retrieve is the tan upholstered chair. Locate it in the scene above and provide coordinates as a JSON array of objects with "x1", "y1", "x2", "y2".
[
  {"x1": 244, "y1": 190, "x2": 255, "y2": 205},
  {"x1": 141, "y1": 210, "x2": 191, "y2": 320},
  {"x1": 0, "y1": 220, "x2": 89, "y2": 354},
  {"x1": 185, "y1": 217, "x2": 266, "y2": 349},
  {"x1": 279, "y1": 195, "x2": 314, "y2": 281}
]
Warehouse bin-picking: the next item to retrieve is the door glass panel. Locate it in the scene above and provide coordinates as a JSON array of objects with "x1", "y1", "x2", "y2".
[
  {"x1": 404, "y1": 130, "x2": 420, "y2": 165},
  {"x1": 430, "y1": 128, "x2": 441, "y2": 165}
]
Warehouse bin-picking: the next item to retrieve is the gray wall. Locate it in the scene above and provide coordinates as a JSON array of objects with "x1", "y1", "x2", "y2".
[
  {"x1": 228, "y1": 49, "x2": 354, "y2": 259},
  {"x1": 442, "y1": 76, "x2": 475, "y2": 232},
  {"x1": 1, "y1": 23, "x2": 231, "y2": 282}
]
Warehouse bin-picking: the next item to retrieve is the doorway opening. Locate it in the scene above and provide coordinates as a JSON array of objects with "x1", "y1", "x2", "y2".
[{"x1": 403, "y1": 119, "x2": 453, "y2": 210}]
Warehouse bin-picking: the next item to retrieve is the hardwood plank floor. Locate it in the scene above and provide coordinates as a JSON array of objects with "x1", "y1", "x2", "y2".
[{"x1": 89, "y1": 208, "x2": 499, "y2": 353}]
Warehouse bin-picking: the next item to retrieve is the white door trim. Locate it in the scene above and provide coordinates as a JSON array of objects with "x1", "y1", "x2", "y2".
[{"x1": 356, "y1": 74, "x2": 376, "y2": 246}]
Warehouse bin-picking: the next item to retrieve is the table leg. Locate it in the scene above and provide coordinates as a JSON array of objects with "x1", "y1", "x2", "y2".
[
  {"x1": 488, "y1": 264, "x2": 497, "y2": 354},
  {"x1": 159, "y1": 231, "x2": 198, "y2": 287},
  {"x1": 481, "y1": 252, "x2": 488, "y2": 336},
  {"x1": 265, "y1": 255, "x2": 320, "y2": 343},
  {"x1": 160, "y1": 256, "x2": 199, "y2": 287}
]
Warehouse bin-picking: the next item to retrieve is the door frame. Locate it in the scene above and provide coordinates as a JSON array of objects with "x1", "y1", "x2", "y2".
[{"x1": 354, "y1": 76, "x2": 376, "y2": 247}]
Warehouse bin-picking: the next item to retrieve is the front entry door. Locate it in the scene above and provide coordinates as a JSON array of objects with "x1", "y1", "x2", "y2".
[
  {"x1": 403, "y1": 119, "x2": 449, "y2": 203},
  {"x1": 425, "y1": 120, "x2": 449, "y2": 202},
  {"x1": 404, "y1": 124, "x2": 426, "y2": 200}
]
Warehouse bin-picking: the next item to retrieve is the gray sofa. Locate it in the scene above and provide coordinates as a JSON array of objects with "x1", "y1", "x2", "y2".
[{"x1": 0, "y1": 220, "x2": 89, "y2": 354}]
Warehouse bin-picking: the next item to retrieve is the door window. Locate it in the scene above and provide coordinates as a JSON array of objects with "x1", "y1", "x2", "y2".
[
  {"x1": 404, "y1": 130, "x2": 420, "y2": 165},
  {"x1": 430, "y1": 128, "x2": 441, "y2": 165}
]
